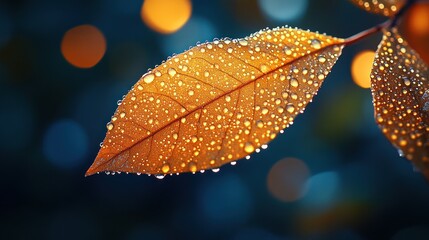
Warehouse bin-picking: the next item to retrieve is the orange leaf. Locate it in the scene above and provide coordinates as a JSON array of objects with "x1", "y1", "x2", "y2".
[
  {"x1": 86, "y1": 27, "x2": 344, "y2": 177},
  {"x1": 371, "y1": 28, "x2": 429, "y2": 179},
  {"x1": 350, "y1": 0, "x2": 405, "y2": 17}
]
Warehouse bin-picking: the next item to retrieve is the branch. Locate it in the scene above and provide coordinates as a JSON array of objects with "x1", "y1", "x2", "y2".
[
  {"x1": 344, "y1": 19, "x2": 391, "y2": 46},
  {"x1": 344, "y1": 0, "x2": 417, "y2": 46}
]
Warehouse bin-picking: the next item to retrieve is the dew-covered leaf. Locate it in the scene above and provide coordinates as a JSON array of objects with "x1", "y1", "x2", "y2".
[
  {"x1": 86, "y1": 27, "x2": 344, "y2": 177},
  {"x1": 350, "y1": 0, "x2": 405, "y2": 17},
  {"x1": 371, "y1": 28, "x2": 429, "y2": 179}
]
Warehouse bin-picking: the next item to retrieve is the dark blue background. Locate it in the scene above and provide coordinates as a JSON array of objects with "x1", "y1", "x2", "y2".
[{"x1": 1, "y1": 0, "x2": 429, "y2": 239}]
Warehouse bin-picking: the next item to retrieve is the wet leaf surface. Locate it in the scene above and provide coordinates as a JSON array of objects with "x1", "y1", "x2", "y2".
[
  {"x1": 86, "y1": 27, "x2": 344, "y2": 177},
  {"x1": 350, "y1": 0, "x2": 405, "y2": 16},
  {"x1": 371, "y1": 27, "x2": 429, "y2": 179}
]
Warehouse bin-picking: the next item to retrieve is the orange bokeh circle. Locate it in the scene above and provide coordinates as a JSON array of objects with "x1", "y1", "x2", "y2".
[
  {"x1": 141, "y1": 0, "x2": 192, "y2": 34},
  {"x1": 61, "y1": 25, "x2": 106, "y2": 68},
  {"x1": 267, "y1": 158, "x2": 310, "y2": 202},
  {"x1": 351, "y1": 50, "x2": 375, "y2": 89}
]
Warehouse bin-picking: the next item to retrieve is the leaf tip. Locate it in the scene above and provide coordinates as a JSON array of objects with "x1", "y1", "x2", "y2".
[
  {"x1": 85, "y1": 165, "x2": 97, "y2": 177},
  {"x1": 85, "y1": 155, "x2": 106, "y2": 177}
]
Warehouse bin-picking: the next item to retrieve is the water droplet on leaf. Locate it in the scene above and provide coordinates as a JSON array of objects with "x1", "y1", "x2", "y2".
[
  {"x1": 244, "y1": 142, "x2": 255, "y2": 153},
  {"x1": 310, "y1": 39, "x2": 321, "y2": 49},
  {"x1": 168, "y1": 68, "x2": 177, "y2": 77},
  {"x1": 162, "y1": 163, "x2": 170, "y2": 173},
  {"x1": 106, "y1": 122, "x2": 114, "y2": 130},
  {"x1": 143, "y1": 73, "x2": 155, "y2": 84}
]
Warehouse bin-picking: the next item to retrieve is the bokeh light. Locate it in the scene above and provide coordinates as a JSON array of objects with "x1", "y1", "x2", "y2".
[
  {"x1": 407, "y1": 3, "x2": 429, "y2": 35},
  {"x1": 302, "y1": 171, "x2": 340, "y2": 210},
  {"x1": 267, "y1": 158, "x2": 310, "y2": 202},
  {"x1": 61, "y1": 24, "x2": 107, "y2": 68},
  {"x1": 161, "y1": 16, "x2": 217, "y2": 56},
  {"x1": 258, "y1": 0, "x2": 308, "y2": 22},
  {"x1": 401, "y1": 2, "x2": 429, "y2": 65},
  {"x1": 141, "y1": 0, "x2": 192, "y2": 34},
  {"x1": 43, "y1": 119, "x2": 88, "y2": 170},
  {"x1": 351, "y1": 50, "x2": 375, "y2": 89},
  {"x1": 198, "y1": 174, "x2": 252, "y2": 230}
]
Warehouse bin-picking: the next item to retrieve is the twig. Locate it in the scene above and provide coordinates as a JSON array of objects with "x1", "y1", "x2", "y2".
[
  {"x1": 344, "y1": 19, "x2": 391, "y2": 46},
  {"x1": 344, "y1": 0, "x2": 417, "y2": 46}
]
